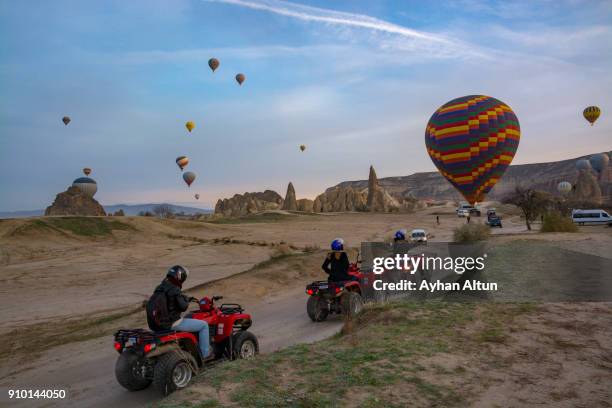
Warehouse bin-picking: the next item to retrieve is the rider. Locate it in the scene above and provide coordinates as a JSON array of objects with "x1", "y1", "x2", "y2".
[
  {"x1": 394, "y1": 229, "x2": 407, "y2": 242},
  {"x1": 322, "y1": 238, "x2": 352, "y2": 282},
  {"x1": 146, "y1": 265, "x2": 212, "y2": 361}
]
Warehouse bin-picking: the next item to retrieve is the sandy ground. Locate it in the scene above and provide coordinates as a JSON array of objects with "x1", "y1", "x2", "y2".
[{"x1": 0, "y1": 207, "x2": 610, "y2": 407}]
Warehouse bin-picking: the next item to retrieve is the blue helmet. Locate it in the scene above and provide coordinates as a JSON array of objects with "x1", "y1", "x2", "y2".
[
  {"x1": 331, "y1": 238, "x2": 344, "y2": 251},
  {"x1": 395, "y1": 229, "x2": 407, "y2": 241}
]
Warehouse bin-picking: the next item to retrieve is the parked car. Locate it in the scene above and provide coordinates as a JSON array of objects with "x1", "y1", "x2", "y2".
[
  {"x1": 571, "y1": 209, "x2": 612, "y2": 226},
  {"x1": 410, "y1": 229, "x2": 427, "y2": 243},
  {"x1": 456, "y1": 203, "x2": 481, "y2": 216},
  {"x1": 457, "y1": 208, "x2": 470, "y2": 217},
  {"x1": 486, "y1": 215, "x2": 503, "y2": 228}
]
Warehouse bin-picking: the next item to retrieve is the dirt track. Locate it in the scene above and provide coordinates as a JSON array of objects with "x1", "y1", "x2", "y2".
[{"x1": 1, "y1": 209, "x2": 610, "y2": 407}]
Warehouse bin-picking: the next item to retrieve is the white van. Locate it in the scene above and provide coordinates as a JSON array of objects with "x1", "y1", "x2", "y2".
[{"x1": 571, "y1": 209, "x2": 612, "y2": 226}]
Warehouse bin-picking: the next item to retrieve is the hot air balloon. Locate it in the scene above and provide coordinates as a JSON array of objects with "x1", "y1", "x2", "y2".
[
  {"x1": 299, "y1": 144, "x2": 306, "y2": 152},
  {"x1": 235, "y1": 73, "x2": 245, "y2": 85},
  {"x1": 72, "y1": 177, "x2": 97, "y2": 197},
  {"x1": 576, "y1": 159, "x2": 591, "y2": 171},
  {"x1": 183, "y1": 171, "x2": 196, "y2": 187},
  {"x1": 589, "y1": 153, "x2": 609, "y2": 173},
  {"x1": 176, "y1": 156, "x2": 189, "y2": 171},
  {"x1": 425, "y1": 95, "x2": 520, "y2": 205},
  {"x1": 557, "y1": 181, "x2": 572, "y2": 194},
  {"x1": 208, "y1": 58, "x2": 219, "y2": 72},
  {"x1": 195, "y1": 193, "x2": 200, "y2": 200},
  {"x1": 83, "y1": 167, "x2": 92, "y2": 176},
  {"x1": 185, "y1": 121, "x2": 195, "y2": 132},
  {"x1": 62, "y1": 116, "x2": 71, "y2": 126},
  {"x1": 583, "y1": 106, "x2": 600, "y2": 126}
]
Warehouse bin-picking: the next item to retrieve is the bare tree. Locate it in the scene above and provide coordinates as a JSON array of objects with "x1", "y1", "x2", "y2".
[
  {"x1": 152, "y1": 204, "x2": 174, "y2": 219},
  {"x1": 502, "y1": 187, "x2": 551, "y2": 230}
]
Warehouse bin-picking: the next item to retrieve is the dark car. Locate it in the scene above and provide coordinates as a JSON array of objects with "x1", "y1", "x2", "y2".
[{"x1": 486, "y1": 215, "x2": 502, "y2": 228}]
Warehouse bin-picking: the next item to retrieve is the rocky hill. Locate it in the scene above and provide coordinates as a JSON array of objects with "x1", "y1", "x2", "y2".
[
  {"x1": 214, "y1": 190, "x2": 284, "y2": 217},
  {"x1": 330, "y1": 151, "x2": 612, "y2": 203},
  {"x1": 45, "y1": 186, "x2": 106, "y2": 216}
]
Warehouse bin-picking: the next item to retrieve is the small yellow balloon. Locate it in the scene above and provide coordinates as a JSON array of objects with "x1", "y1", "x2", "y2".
[
  {"x1": 185, "y1": 121, "x2": 195, "y2": 132},
  {"x1": 583, "y1": 106, "x2": 600, "y2": 126}
]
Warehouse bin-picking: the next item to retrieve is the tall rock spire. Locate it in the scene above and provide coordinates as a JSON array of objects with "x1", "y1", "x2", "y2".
[{"x1": 282, "y1": 182, "x2": 298, "y2": 211}]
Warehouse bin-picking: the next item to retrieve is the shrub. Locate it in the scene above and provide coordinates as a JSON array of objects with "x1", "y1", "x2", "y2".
[
  {"x1": 453, "y1": 224, "x2": 490, "y2": 243},
  {"x1": 541, "y1": 212, "x2": 577, "y2": 233}
]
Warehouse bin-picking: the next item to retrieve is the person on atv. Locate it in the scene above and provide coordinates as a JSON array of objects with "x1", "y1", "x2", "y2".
[
  {"x1": 322, "y1": 238, "x2": 353, "y2": 282},
  {"x1": 146, "y1": 265, "x2": 212, "y2": 361},
  {"x1": 394, "y1": 229, "x2": 407, "y2": 242}
]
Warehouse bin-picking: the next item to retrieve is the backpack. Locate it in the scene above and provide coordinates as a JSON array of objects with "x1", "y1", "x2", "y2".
[{"x1": 146, "y1": 288, "x2": 171, "y2": 331}]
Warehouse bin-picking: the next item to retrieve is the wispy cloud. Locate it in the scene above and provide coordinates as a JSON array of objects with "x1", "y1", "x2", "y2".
[{"x1": 206, "y1": 0, "x2": 448, "y2": 43}]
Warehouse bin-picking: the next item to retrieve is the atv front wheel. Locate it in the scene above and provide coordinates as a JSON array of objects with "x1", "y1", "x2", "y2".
[
  {"x1": 153, "y1": 351, "x2": 197, "y2": 396},
  {"x1": 342, "y1": 291, "x2": 364, "y2": 318},
  {"x1": 307, "y1": 296, "x2": 329, "y2": 322},
  {"x1": 115, "y1": 351, "x2": 152, "y2": 391},
  {"x1": 232, "y1": 331, "x2": 259, "y2": 359}
]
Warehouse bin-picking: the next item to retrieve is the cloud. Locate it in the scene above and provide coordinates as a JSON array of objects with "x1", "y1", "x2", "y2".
[{"x1": 203, "y1": 0, "x2": 487, "y2": 59}]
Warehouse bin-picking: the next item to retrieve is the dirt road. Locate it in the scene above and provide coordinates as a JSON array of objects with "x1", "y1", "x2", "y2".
[{"x1": 0, "y1": 287, "x2": 343, "y2": 408}]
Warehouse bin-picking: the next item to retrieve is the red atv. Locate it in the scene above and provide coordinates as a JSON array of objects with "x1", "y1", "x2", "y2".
[
  {"x1": 113, "y1": 296, "x2": 258, "y2": 396},
  {"x1": 306, "y1": 262, "x2": 365, "y2": 321}
]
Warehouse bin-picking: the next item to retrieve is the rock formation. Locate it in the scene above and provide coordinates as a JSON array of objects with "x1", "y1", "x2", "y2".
[
  {"x1": 313, "y1": 186, "x2": 367, "y2": 212},
  {"x1": 45, "y1": 186, "x2": 106, "y2": 216},
  {"x1": 572, "y1": 169, "x2": 602, "y2": 204},
  {"x1": 297, "y1": 198, "x2": 314, "y2": 213},
  {"x1": 366, "y1": 165, "x2": 401, "y2": 212},
  {"x1": 214, "y1": 190, "x2": 284, "y2": 217},
  {"x1": 281, "y1": 182, "x2": 298, "y2": 211}
]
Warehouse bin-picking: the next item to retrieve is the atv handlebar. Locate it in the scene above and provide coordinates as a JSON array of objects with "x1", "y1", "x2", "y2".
[{"x1": 212, "y1": 296, "x2": 223, "y2": 301}]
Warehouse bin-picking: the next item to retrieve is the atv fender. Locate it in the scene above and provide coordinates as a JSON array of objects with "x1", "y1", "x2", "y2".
[{"x1": 146, "y1": 343, "x2": 180, "y2": 359}]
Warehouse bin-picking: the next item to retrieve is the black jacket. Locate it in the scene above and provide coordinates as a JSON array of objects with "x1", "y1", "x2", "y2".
[
  {"x1": 155, "y1": 278, "x2": 190, "y2": 326},
  {"x1": 322, "y1": 252, "x2": 351, "y2": 282}
]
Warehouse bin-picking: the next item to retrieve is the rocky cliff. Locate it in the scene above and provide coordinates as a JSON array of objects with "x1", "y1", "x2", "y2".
[
  {"x1": 330, "y1": 152, "x2": 612, "y2": 203},
  {"x1": 313, "y1": 186, "x2": 367, "y2": 212},
  {"x1": 45, "y1": 186, "x2": 106, "y2": 216},
  {"x1": 214, "y1": 190, "x2": 284, "y2": 217}
]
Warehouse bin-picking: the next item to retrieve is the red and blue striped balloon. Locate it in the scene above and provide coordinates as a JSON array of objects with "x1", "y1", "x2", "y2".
[{"x1": 425, "y1": 95, "x2": 520, "y2": 204}]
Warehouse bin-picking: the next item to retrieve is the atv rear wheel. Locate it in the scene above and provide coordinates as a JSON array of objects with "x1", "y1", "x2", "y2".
[
  {"x1": 232, "y1": 331, "x2": 259, "y2": 359},
  {"x1": 307, "y1": 296, "x2": 329, "y2": 322},
  {"x1": 342, "y1": 291, "x2": 364, "y2": 318},
  {"x1": 153, "y1": 351, "x2": 197, "y2": 396},
  {"x1": 115, "y1": 351, "x2": 152, "y2": 391}
]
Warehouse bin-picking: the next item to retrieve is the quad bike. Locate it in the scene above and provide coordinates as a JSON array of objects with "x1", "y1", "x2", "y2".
[
  {"x1": 305, "y1": 261, "x2": 365, "y2": 322},
  {"x1": 113, "y1": 296, "x2": 258, "y2": 396}
]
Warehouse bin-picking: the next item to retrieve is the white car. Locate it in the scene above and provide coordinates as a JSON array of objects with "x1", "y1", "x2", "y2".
[
  {"x1": 410, "y1": 229, "x2": 427, "y2": 243},
  {"x1": 572, "y1": 209, "x2": 612, "y2": 226},
  {"x1": 457, "y1": 208, "x2": 470, "y2": 217}
]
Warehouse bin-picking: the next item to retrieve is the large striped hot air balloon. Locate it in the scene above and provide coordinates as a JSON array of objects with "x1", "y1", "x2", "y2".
[
  {"x1": 183, "y1": 171, "x2": 196, "y2": 187},
  {"x1": 425, "y1": 95, "x2": 521, "y2": 205}
]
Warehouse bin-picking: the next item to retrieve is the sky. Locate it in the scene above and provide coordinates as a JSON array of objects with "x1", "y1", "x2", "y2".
[{"x1": 1, "y1": 0, "x2": 611, "y2": 211}]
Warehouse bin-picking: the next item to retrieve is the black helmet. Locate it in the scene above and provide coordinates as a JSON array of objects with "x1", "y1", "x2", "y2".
[{"x1": 167, "y1": 265, "x2": 189, "y2": 284}]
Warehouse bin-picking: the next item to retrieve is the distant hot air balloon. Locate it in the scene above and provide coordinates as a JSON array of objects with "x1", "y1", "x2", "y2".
[
  {"x1": 62, "y1": 116, "x2": 71, "y2": 126},
  {"x1": 185, "y1": 121, "x2": 195, "y2": 132},
  {"x1": 208, "y1": 58, "x2": 219, "y2": 72},
  {"x1": 425, "y1": 95, "x2": 520, "y2": 205},
  {"x1": 589, "y1": 153, "x2": 609, "y2": 173},
  {"x1": 72, "y1": 177, "x2": 97, "y2": 197},
  {"x1": 235, "y1": 73, "x2": 245, "y2": 85},
  {"x1": 183, "y1": 171, "x2": 196, "y2": 187},
  {"x1": 576, "y1": 159, "x2": 592, "y2": 171},
  {"x1": 299, "y1": 144, "x2": 306, "y2": 152},
  {"x1": 83, "y1": 167, "x2": 92, "y2": 176},
  {"x1": 583, "y1": 106, "x2": 601, "y2": 126},
  {"x1": 557, "y1": 181, "x2": 572, "y2": 194},
  {"x1": 176, "y1": 156, "x2": 189, "y2": 171},
  {"x1": 195, "y1": 193, "x2": 200, "y2": 200}
]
